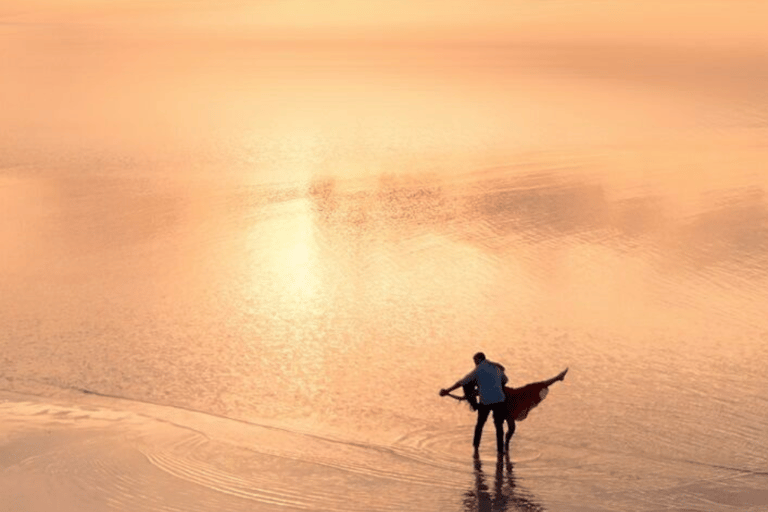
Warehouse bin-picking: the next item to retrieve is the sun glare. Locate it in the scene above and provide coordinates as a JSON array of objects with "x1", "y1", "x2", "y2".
[{"x1": 258, "y1": 198, "x2": 322, "y2": 310}]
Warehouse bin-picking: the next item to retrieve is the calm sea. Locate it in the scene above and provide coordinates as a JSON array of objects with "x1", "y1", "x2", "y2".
[{"x1": 2, "y1": 22, "x2": 767, "y2": 511}]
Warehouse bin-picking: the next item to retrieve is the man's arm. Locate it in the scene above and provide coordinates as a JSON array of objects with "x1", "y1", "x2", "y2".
[
  {"x1": 439, "y1": 381, "x2": 462, "y2": 396},
  {"x1": 491, "y1": 361, "x2": 509, "y2": 387},
  {"x1": 440, "y1": 369, "x2": 476, "y2": 396}
]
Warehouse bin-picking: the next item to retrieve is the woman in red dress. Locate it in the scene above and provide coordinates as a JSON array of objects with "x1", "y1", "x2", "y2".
[{"x1": 447, "y1": 367, "x2": 568, "y2": 452}]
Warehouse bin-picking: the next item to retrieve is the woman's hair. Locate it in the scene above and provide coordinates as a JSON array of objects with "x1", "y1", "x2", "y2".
[{"x1": 462, "y1": 382, "x2": 479, "y2": 411}]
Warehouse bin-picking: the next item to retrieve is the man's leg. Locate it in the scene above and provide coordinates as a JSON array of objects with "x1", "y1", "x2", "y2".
[
  {"x1": 473, "y1": 404, "x2": 491, "y2": 449},
  {"x1": 491, "y1": 403, "x2": 507, "y2": 454}
]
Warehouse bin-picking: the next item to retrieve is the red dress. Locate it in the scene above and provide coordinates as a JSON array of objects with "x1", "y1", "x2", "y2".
[
  {"x1": 454, "y1": 368, "x2": 567, "y2": 421},
  {"x1": 502, "y1": 367, "x2": 567, "y2": 421},
  {"x1": 504, "y1": 382, "x2": 552, "y2": 421}
]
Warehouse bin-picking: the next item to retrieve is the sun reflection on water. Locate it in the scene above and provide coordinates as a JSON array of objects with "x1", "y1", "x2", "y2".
[{"x1": 251, "y1": 198, "x2": 323, "y2": 312}]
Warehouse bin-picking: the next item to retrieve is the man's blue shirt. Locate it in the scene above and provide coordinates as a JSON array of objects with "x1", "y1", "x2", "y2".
[{"x1": 458, "y1": 360, "x2": 508, "y2": 405}]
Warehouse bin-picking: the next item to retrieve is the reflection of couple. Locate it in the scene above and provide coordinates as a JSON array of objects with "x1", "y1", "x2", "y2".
[
  {"x1": 463, "y1": 452, "x2": 545, "y2": 512},
  {"x1": 440, "y1": 352, "x2": 567, "y2": 454}
]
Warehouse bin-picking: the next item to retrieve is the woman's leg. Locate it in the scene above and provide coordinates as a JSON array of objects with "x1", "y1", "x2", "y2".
[
  {"x1": 532, "y1": 368, "x2": 569, "y2": 388},
  {"x1": 505, "y1": 419, "x2": 516, "y2": 452}
]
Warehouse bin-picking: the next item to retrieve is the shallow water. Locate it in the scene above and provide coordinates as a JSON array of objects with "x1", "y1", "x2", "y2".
[{"x1": 2, "y1": 9, "x2": 768, "y2": 511}]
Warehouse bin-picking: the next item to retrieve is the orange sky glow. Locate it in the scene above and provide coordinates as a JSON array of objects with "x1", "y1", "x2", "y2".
[{"x1": 3, "y1": 0, "x2": 768, "y2": 46}]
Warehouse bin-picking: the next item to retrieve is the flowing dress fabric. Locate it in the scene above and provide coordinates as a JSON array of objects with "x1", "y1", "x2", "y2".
[
  {"x1": 457, "y1": 369, "x2": 566, "y2": 421},
  {"x1": 504, "y1": 383, "x2": 551, "y2": 421}
]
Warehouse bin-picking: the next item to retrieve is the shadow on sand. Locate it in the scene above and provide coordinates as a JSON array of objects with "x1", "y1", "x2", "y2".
[{"x1": 463, "y1": 452, "x2": 545, "y2": 512}]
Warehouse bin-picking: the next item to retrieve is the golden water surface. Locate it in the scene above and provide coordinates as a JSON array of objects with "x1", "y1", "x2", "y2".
[{"x1": 1, "y1": 3, "x2": 767, "y2": 510}]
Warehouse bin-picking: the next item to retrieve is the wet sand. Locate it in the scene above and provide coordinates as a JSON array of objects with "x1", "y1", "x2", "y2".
[{"x1": 3, "y1": 386, "x2": 767, "y2": 512}]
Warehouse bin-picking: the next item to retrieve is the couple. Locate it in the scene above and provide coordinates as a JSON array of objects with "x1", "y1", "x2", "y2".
[{"x1": 440, "y1": 352, "x2": 567, "y2": 455}]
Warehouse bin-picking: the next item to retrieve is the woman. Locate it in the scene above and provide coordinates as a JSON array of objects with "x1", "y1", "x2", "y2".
[{"x1": 451, "y1": 367, "x2": 568, "y2": 452}]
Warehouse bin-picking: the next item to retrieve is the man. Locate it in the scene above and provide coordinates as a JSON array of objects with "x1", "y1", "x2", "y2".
[{"x1": 440, "y1": 352, "x2": 509, "y2": 454}]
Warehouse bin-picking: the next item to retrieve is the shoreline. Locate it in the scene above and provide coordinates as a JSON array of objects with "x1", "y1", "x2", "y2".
[
  {"x1": 0, "y1": 390, "x2": 466, "y2": 512},
  {"x1": 3, "y1": 390, "x2": 767, "y2": 511}
]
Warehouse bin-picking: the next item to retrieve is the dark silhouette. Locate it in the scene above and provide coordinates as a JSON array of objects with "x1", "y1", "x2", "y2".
[
  {"x1": 463, "y1": 452, "x2": 545, "y2": 512},
  {"x1": 443, "y1": 359, "x2": 568, "y2": 453},
  {"x1": 441, "y1": 352, "x2": 510, "y2": 454}
]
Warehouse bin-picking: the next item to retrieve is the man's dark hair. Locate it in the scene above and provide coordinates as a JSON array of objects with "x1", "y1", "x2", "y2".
[{"x1": 473, "y1": 352, "x2": 486, "y2": 365}]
